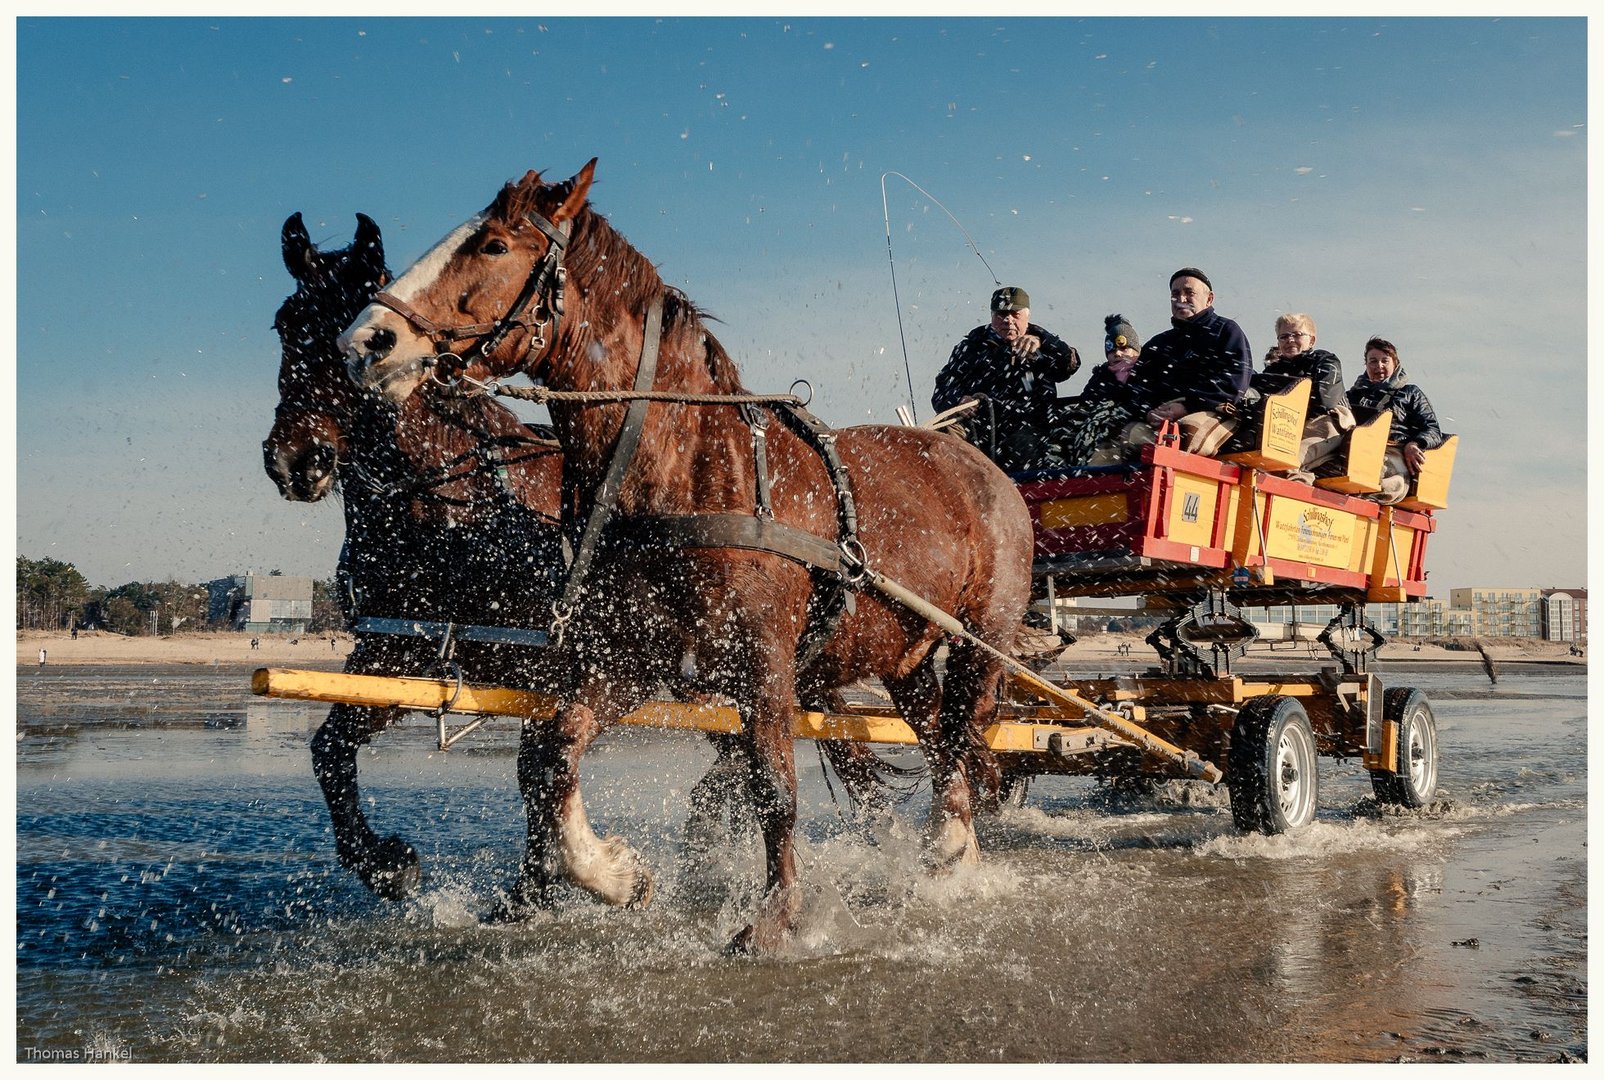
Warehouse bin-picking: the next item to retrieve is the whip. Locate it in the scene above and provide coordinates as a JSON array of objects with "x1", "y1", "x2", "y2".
[{"x1": 879, "y1": 171, "x2": 1001, "y2": 424}]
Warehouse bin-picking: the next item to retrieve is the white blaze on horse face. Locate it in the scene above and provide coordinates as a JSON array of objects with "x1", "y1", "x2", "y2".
[{"x1": 339, "y1": 215, "x2": 485, "y2": 402}]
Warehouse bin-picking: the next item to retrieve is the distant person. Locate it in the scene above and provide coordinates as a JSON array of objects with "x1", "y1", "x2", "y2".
[
  {"x1": 38, "y1": 648, "x2": 47, "y2": 666},
  {"x1": 330, "y1": 636, "x2": 337, "y2": 651},
  {"x1": 932, "y1": 285, "x2": 1080, "y2": 471},
  {"x1": 1252, "y1": 313, "x2": 1352, "y2": 479},
  {"x1": 1309, "y1": 336, "x2": 1444, "y2": 503},
  {"x1": 250, "y1": 637, "x2": 260, "y2": 650},
  {"x1": 1131, "y1": 268, "x2": 1254, "y2": 456},
  {"x1": 70, "y1": 626, "x2": 78, "y2": 641},
  {"x1": 1050, "y1": 314, "x2": 1149, "y2": 465}
]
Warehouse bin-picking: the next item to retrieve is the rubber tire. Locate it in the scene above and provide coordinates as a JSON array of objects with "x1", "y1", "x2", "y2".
[
  {"x1": 1370, "y1": 687, "x2": 1439, "y2": 808},
  {"x1": 1228, "y1": 696, "x2": 1319, "y2": 834}
]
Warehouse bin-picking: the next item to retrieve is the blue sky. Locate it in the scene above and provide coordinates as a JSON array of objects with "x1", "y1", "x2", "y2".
[{"x1": 11, "y1": 15, "x2": 1590, "y2": 594}]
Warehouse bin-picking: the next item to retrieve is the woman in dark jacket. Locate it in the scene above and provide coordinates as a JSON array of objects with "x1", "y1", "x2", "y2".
[
  {"x1": 1344, "y1": 336, "x2": 1444, "y2": 503},
  {"x1": 1252, "y1": 313, "x2": 1352, "y2": 476}
]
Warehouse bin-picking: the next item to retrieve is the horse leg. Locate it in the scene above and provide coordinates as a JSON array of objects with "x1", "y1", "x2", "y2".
[
  {"x1": 886, "y1": 656, "x2": 979, "y2": 870},
  {"x1": 683, "y1": 733, "x2": 754, "y2": 858},
  {"x1": 728, "y1": 677, "x2": 803, "y2": 955},
  {"x1": 934, "y1": 635, "x2": 1010, "y2": 845},
  {"x1": 310, "y1": 702, "x2": 421, "y2": 899},
  {"x1": 508, "y1": 690, "x2": 654, "y2": 915}
]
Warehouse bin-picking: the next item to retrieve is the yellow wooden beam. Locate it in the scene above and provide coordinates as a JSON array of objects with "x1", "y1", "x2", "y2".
[{"x1": 252, "y1": 667, "x2": 1151, "y2": 759}]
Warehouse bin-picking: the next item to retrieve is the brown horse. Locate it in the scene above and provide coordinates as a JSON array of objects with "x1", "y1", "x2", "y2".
[
  {"x1": 340, "y1": 162, "x2": 1033, "y2": 952},
  {"x1": 267, "y1": 212, "x2": 898, "y2": 899}
]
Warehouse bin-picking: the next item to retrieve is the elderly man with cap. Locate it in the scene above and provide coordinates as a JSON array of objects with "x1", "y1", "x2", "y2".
[
  {"x1": 931, "y1": 285, "x2": 1080, "y2": 471},
  {"x1": 1131, "y1": 268, "x2": 1254, "y2": 456}
]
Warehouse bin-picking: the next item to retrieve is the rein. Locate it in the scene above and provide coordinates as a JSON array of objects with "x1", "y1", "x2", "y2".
[
  {"x1": 343, "y1": 393, "x2": 559, "y2": 510},
  {"x1": 491, "y1": 384, "x2": 809, "y2": 409}
]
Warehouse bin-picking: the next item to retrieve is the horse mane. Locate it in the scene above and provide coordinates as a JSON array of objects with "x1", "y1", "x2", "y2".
[{"x1": 491, "y1": 176, "x2": 748, "y2": 395}]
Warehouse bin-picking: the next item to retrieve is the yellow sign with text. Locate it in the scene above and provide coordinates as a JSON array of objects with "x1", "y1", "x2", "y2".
[{"x1": 1264, "y1": 498, "x2": 1362, "y2": 568}]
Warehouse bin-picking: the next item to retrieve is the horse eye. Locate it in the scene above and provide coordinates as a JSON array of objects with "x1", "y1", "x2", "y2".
[{"x1": 481, "y1": 238, "x2": 509, "y2": 256}]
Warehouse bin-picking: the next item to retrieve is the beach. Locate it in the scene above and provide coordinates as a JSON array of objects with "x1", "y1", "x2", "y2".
[{"x1": 14, "y1": 627, "x2": 1583, "y2": 670}]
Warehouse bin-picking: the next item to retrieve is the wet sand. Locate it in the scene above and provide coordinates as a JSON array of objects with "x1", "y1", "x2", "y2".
[{"x1": 15, "y1": 627, "x2": 1582, "y2": 672}]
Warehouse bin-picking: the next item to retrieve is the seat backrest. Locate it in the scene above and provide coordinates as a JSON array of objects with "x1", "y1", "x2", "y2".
[
  {"x1": 1314, "y1": 409, "x2": 1390, "y2": 494},
  {"x1": 1398, "y1": 434, "x2": 1458, "y2": 511},
  {"x1": 1222, "y1": 376, "x2": 1310, "y2": 471}
]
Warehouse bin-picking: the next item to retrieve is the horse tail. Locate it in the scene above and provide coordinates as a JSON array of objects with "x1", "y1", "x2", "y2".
[
  {"x1": 818, "y1": 738, "x2": 925, "y2": 812},
  {"x1": 808, "y1": 686, "x2": 924, "y2": 819}
]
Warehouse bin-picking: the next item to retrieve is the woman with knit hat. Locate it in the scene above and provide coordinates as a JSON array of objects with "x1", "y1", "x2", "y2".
[{"x1": 1049, "y1": 314, "x2": 1151, "y2": 466}]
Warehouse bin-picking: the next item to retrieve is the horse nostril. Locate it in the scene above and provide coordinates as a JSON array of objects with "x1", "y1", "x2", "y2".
[{"x1": 368, "y1": 326, "x2": 396, "y2": 360}]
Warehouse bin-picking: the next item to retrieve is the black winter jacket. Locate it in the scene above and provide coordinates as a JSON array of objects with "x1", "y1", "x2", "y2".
[
  {"x1": 1347, "y1": 366, "x2": 1444, "y2": 449},
  {"x1": 1078, "y1": 362, "x2": 1144, "y2": 412},
  {"x1": 1254, "y1": 347, "x2": 1347, "y2": 415},
  {"x1": 932, "y1": 324, "x2": 1080, "y2": 430},
  {"x1": 1132, "y1": 307, "x2": 1253, "y2": 415}
]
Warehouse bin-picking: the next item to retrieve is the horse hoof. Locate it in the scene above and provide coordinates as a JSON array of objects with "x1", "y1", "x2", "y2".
[
  {"x1": 627, "y1": 866, "x2": 654, "y2": 909},
  {"x1": 593, "y1": 834, "x2": 654, "y2": 909},
  {"x1": 725, "y1": 925, "x2": 760, "y2": 956},
  {"x1": 724, "y1": 886, "x2": 800, "y2": 955},
  {"x1": 924, "y1": 819, "x2": 981, "y2": 874},
  {"x1": 488, "y1": 876, "x2": 556, "y2": 922},
  {"x1": 354, "y1": 836, "x2": 421, "y2": 900}
]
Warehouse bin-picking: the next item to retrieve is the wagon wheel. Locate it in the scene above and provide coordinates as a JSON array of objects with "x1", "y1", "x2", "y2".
[
  {"x1": 1370, "y1": 687, "x2": 1439, "y2": 808},
  {"x1": 1227, "y1": 695, "x2": 1319, "y2": 834}
]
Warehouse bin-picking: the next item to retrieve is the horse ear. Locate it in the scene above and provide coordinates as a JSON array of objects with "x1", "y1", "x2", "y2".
[
  {"x1": 551, "y1": 158, "x2": 597, "y2": 224},
  {"x1": 353, "y1": 212, "x2": 385, "y2": 270},
  {"x1": 282, "y1": 212, "x2": 316, "y2": 280}
]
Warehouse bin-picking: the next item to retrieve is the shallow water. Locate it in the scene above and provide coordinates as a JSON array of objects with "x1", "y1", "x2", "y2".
[{"x1": 14, "y1": 663, "x2": 1586, "y2": 1062}]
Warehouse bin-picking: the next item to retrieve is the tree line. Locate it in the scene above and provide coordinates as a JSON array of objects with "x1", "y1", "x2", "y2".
[{"x1": 15, "y1": 556, "x2": 343, "y2": 636}]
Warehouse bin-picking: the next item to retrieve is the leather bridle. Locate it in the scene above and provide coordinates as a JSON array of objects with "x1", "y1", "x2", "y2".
[{"x1": 368, "y1": 211, "x2": 572, "y2": 383}]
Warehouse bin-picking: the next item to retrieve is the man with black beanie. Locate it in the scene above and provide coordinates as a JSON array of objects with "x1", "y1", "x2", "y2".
[{"x1": 1132, "y1": 268, "x2": 1254, "y2": 456}]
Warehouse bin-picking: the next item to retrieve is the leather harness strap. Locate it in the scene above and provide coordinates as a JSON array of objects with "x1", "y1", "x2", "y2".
[
  {"x1": 606, "y1": 512, "x2": 845, "y2": 573},
  {"x1": 549, "y1": 295, "x2": 665, "y2": 642}
]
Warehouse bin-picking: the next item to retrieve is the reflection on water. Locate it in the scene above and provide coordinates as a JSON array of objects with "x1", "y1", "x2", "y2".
[{"x1": 14, "y1": 665, "x2": 1587, "y2": 1063}]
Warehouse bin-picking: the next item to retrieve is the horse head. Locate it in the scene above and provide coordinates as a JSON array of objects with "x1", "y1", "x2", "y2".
[
  {"x1": 340, "y1": 161, "x2": 597, "y2": 404},
  {"x1": 265, "y1": 212, "x2": 389, "y2": 501}
]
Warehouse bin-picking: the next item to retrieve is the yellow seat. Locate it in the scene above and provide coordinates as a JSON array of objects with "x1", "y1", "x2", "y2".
[
  {"x1": 1313, "y1": 409, "x2": 1389, "y2": 494},
  {"x1": 1397, "y1": 434, "x2": 1457, "y2": 511},
  {"x1": 1222, "y1": 377, "x2": 1310, "y2": 472}
]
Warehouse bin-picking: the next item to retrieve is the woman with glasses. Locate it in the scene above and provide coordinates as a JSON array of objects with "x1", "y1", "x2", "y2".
[{"x1": 1250, "y1": 312, "x2": 1352, "y2": 478}]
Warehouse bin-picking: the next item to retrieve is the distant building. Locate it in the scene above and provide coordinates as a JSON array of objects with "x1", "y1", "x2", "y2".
[
  {"x1": 1220, "y1": 588, "x2": 1584, "y2": 643},
  {"x1": 1396, "y1": 596, "x2": 1475, "y2": 638},
  {"x1": 1244, "y1": 603, "x2": 1401, "y2": 639},
  {"x1": 1449, "y1": 587, "x2": 1543, "y2": 639},
  {"x1": 207, "y1": 574, "x2": 313, "y2": 634},
  {"x1": 1540, "y1": 588, "x2": 1587, "y2": 645}
]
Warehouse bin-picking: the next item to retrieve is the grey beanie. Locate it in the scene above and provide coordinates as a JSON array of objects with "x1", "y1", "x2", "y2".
[{"x1": 1104, "y1": 314, "x2": 1140, "y2": 352}]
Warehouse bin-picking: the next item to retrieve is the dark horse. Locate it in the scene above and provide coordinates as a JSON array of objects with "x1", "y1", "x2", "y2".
[
  {"x1": 265, "y1": 212, "x2": 896, "y2": 900},
  {"x1": 340, "y1": 162, "x2": 1034, "y2": 951},
  {"x1": 265, "y1": 211, "x2": 567, "y2": 897}
]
